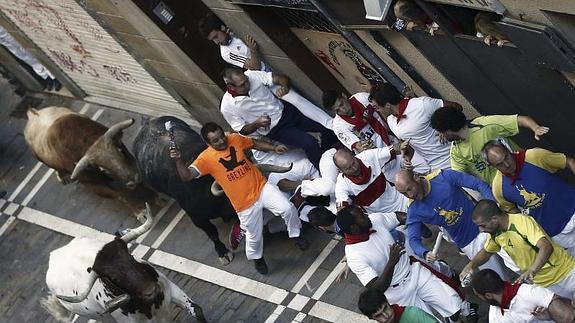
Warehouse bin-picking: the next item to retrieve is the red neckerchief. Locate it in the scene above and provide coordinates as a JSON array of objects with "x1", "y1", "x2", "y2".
[
  {"x1": 344, "y1": 159, "x2": 372, "y2": 185},
  {"x1": 500, "y1": 282, "x2": 522, "y2": 315},
  {"x1": 343, "y1": 230, "x2": 376, "y2": 245},
  {"x1": 395, "y1": 98, "x2": 411, "y2": 123},
  {"x1": 502, "y1": 150, "x2": 526, "y2": 184},
  {"x1": 227, "y1": 86, "x2": 249, "y2": 98},
  {"x1": 340, "y1": 97, "x2": 391, "y2": 145},
  {"x1": 391, "y1": 304, "x2": 405, "y2": 323}
]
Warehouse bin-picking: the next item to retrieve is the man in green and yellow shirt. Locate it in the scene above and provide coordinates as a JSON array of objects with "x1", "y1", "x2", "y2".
[
  {"x1": 461, "y1": 199, "x2": 575, "y2": 298},
  {"x1": 430, "y1": 109, "x2": 548, "y2": 184}
]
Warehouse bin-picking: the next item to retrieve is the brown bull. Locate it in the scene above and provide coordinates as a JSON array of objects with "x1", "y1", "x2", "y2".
[{"x1": 24, "y1": 107, "x2": 155, "y2": 216}]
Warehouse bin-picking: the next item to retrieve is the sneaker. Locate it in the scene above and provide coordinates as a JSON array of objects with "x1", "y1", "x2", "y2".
[
  {"x1": 461, "y1": 300, "x2": 478, "y2": 323},
  {"x1": 289, "y1": 187, "x2": 306, "y2": 212},
  {"x1": 228, "y1": 222, "x2": 245, "y2": 250},
  {"x1": 254, "y1": 257, "x2": 268, "y2": 275},
  {"x1": 294, "y1": 235, "x2": 310, "y2": 251}
]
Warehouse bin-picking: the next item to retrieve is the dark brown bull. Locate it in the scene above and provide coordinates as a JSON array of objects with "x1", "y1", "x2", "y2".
[{"x1": 24, "y1": 107, "x2": 155, "y2": 216}]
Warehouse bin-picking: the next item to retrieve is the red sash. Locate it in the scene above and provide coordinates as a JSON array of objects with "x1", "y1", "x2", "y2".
[
  {"x1": 343, "y1": 230, "x2": 377, "y2": 245},
  {"x1": 350, "y1": 172, "x2": 387, "y2": 207},
  {"x1": 500, "y1": 282, "x2": 522, "y2": 315},
  {"x1": 505, "y1": 150, "x2": 526, "y2": 184},
  {"x1": 395, "y1": 98, "x2": 411, "y2": 123},
  {"x1": 339, "y1": 97, "x2": 391, "y2": 145},
  {"x1": 391, "y1": 304, "x2": 405, "y2": 323}
]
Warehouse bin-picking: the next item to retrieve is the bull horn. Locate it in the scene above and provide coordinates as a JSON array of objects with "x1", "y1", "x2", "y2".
[
  {"x1": 56, "y1": 270, "x2": 98, "y2": 303},
  {"x1": 70, "y1": 155, "x2": 91, "y2": 180},
  {"x1": 210, "y1": 181, "x2": 224, "y2": 196},
  {"x1": 103, "y1": 119, "x2": 134, "y2": 141},
  {"x1": 255, "y1": 163, "x2": 293, "y2": 174},
  {"x1": 104, "y1": 294, "x2": 131, "y2": 313},
  {"x1": 120, "y1": 203, "x2": 154, "y2": 243}
]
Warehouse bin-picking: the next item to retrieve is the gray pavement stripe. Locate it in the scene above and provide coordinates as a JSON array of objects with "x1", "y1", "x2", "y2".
[{"x1": 151, "y1": 209, "x2": 185, "y2": 249}]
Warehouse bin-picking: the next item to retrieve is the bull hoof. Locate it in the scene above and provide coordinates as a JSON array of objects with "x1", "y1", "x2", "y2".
[
  {"x1": 218, "y1": 252, "x2": 234, "y2": 266},
  {"x1": 56, "y1": 172, "x2": 74, "y2": 185},
  {"x1": 194, "y1": 305, "x2": 207, "y2": 322}
]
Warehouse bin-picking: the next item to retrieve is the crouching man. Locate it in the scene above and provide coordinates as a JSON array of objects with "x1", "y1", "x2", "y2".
[
  {"x1": 338, "y1": 205, "x2": 476, "y2": 322},
  {"x1": 471, "y1": 269, "x2": 575, "y2": 322}
]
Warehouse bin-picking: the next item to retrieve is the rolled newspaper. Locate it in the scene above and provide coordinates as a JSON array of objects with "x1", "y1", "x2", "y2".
[{"x1": 431, "y1": 231, "x2": 443, "y2": 256}]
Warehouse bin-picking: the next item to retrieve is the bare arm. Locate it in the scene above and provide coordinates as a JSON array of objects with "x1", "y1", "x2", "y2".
[
  {"x1": 517, "y1": 115, "x2": 549, "y2": 140},
  {"x1": 239, "y1": 116, "x2": 271, "y2": 135},
  {"x1": 242, "y1": 34, "x2": 262, "y2": 71},
  {"x1": 548, "y1": 295, "x2": 575, "y2": 323},
  {"x1": 170, "y1": 149, "x2": 200, "y2": 182},
  {"x1": 460, "y1": 249, "x2": 493, "y2": 281},
  {"x1": 252, "y1": 138, "x2": 288, "y2": 153},
  {"x1": 516, "y1": 237, "x2": 553, "y2": 283},
  {"x1": 442, "y1": 100, "x2": 463, "y2": 112},
  {"x1": 366, "y1": 243, "x2": 405, "y2": 291}
]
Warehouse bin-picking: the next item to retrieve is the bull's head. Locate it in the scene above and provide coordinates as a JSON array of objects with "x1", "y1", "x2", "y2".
[
  {"x1": 56, "y1": 204, "x2": 160, "y2": 317},
  {"x1": 71, "y1": 119, "x2": 141, "y2": 189}
]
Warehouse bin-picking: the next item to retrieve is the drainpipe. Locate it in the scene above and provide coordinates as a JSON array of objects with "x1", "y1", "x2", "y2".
[{"x1": 308, "y1": 0, "x2": 405, "y2": 90}]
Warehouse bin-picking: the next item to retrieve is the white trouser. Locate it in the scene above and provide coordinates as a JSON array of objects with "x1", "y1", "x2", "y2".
[
  {"x1": 547, "y1": 267, "x2": 575, "y2": 298},
  {"x1": 0, "y1": 26, "x2": 53, "y2": 79},
  {"x1": 552, "y1": 212, "x2": 575, "y2": 257},
  {"x1": 280, "y1": 88, "x2": 333, "y2": 130},
  {"x1": 462, "y1": 233, "x2": 512, "y2": 280},
  {"x1": 237, "y1": 182, "x2": 301, "y2": 260},
  {"x1": 385, "y1": 262, "x2": 462, "y2": 318}
]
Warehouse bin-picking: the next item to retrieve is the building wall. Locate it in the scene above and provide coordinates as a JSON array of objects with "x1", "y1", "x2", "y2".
[
  {"x1": 356, "y1": 29, "x2": 478, "y2": 117},
  {"x1": 81, "y1": 0, "x2": 225, "y2": 126},
  {"x1": 200, "y1": 0, "x2": 324, "y2": 104}
]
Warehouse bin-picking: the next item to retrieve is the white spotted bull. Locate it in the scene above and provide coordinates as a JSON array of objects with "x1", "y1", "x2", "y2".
[{"x1": 42, "y1": 204, "x2": 206, "y2": 322}]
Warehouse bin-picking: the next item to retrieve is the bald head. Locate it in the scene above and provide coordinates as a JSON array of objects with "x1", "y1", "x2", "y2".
[
  {"x1": 472, "y1": 199, "x2": 505, "y2": 234},
  {"x1": 395, "y1": 169, "x2": 425, "y2": 200},
  {"x1": 333, "y1": 149, "x2": 360, "y2": 177},
  {"x1": 482, "y1": 140, "x2": 516, "y2": 175}
]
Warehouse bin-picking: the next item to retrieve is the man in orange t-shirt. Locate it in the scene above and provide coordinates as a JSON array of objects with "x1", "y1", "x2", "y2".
[{"x1": 170, "y1": 122, "x2": 308, "y2": 274}]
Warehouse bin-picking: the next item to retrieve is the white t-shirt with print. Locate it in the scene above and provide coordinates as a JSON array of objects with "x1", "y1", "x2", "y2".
[
  {"x1": 220, "y1": 36, "x2": 270, "y2": 71},
  {"x1": 332, "y1": 92, "x2": 397, "y2": 151}
]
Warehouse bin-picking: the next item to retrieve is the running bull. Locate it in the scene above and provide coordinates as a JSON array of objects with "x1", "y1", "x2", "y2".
[
  {"x1": 24, "y1": 107, "x2": 156, "y2": 217},
  {"x1": 42, "y1": 204, "x2": 206, "y2": 322}
]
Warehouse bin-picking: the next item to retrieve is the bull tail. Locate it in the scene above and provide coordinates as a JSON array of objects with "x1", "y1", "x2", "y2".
[{"x1": 41, "y1": 294, "x2": 74, "y2": 322}]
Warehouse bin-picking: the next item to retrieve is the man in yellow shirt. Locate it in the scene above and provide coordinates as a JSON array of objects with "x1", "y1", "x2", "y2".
[{"x1": 461, "y1": 200, "x2": 575, "y2": 298}]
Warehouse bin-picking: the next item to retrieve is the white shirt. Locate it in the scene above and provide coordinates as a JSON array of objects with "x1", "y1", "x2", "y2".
[
  {"x1": 335, "y1": 148, "x2": 408, "y2": 213},
  {"x1": 488, "y1": 284, "x2": 555, "y2": 323},
  {"x1": 387, "y1": 97, "x2": 451, "y2": 171},
  {"x1": 220, "y1": 36, "x2": 270, "y2": 71},
  {"x1": 332, "y1": 92, "x2": 397, "y2": 152},
  {"x1": 220, "y1": 70, "x2": 282, "y2": 136},
  {"x1": 346, "y1": 213, "x2": 409, "y2": 286}
]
